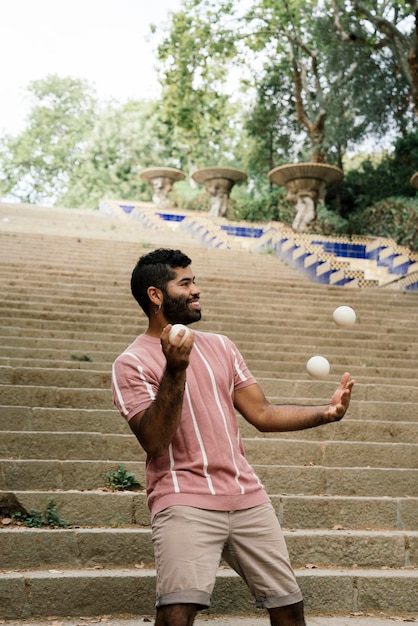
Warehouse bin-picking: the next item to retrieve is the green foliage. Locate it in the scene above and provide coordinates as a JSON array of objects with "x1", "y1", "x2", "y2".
[
  {"x1": 12, "y1": 498, "x2": 68, "y2": 528},
  {"x1": 169, "y1": 180, "x2": 202, "y2": 210},
  {"x1": 155, "y1": 0, "x2": 243, "y2": 169},
  {"x1": 105, "y1": 464, "x2": 141, "y2": 491},
  {"x1": 332, "y1": 0, "x2": 417, "y2": 119},
  {"x1": 45, "y1": 498, "x2": 68, "y2": 528},
  {"x1": 226, "y1": 186, "x2": 290, "y2": 223},
  {"x1": 71, "y1": 353, "x2": 93, "y2": 362},
  {"x1": 314, "y1": 203, "x2": 350, "y2": 236},
  {"x1": 0, "y1": 79, "x2": 178, "y2": 209},
  {"x1": 340, "y1": 131, "x2": 418, "y2": 215},
  {"x1": 349, "y1": 198, "x2": 418, "y2": 252},
  {"x1": 57, "y1": 99, "x2": 175, "y2": 209},
  {"x1": 0, "y1": 75, "x2": 98, "y2": 204},
  {"x1": 12, "y1": 509, "x2": 44, "y2": 528}
]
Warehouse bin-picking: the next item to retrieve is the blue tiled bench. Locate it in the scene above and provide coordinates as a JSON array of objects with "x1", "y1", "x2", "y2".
[
  {"x1": 220, "y1": 225, "x2": 264, "y2": 238},
  {"x1": 156, "y1": 213, "x2": 186, "y2": 222}
]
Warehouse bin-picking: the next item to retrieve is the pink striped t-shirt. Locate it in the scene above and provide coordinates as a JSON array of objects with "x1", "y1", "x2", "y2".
[{"x1": 112, "y1": 330, "x2": 269, "y2": 519}]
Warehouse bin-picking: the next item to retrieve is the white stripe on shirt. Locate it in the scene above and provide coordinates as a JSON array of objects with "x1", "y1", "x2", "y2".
[
  {"x1": 185, "y1": 383, "x2": 216, "y2": 495},
  {"x1": 194, "y1": 341, "x2": 245, "y2": 494}
]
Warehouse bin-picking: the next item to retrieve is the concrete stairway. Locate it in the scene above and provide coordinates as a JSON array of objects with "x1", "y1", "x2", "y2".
[{"x1": 0, "y1": 203, "x2": 417, "y2": 622}]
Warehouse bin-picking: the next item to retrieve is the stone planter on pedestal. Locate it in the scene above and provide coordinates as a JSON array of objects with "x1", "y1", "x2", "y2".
[
  {"x1": 410, "y1": 172, "x2": 418, "y2": 190},
  {"x1": 268, "y1": 162, "x2": 344, "y2": 232},
  {"x1": 192, "y1": 167, "x2": 248, "y2": 217},
  {"x1": 139, "y1": 167, "x2": 185, "y2": 209}
]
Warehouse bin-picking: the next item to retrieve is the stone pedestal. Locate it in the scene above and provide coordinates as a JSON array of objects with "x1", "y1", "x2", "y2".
[
  {"x1": 192, "y1": 167, "x2": 247, "y2": 217},
  {"x1": 268, "y1": 163, "x2": 344, "y2": 232},
  {"x1": 139, "y1": 167, "x2": 185, "y2": 209}
]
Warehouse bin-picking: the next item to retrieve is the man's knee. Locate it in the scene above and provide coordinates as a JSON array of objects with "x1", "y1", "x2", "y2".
[
  {"x1": 268, "y1": 600, "x2": 306, "y2": 626},
  {"x1": 155, "y1": 603, "x2": 198, "y2": 626}
]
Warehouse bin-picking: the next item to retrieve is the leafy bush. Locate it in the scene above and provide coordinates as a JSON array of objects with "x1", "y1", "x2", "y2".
[
  {"x1": 12, "y1": 509, "x2": 44, "y2": 528},
  {"x1": 349, "y1": 197, "x2": 418, "y2": 252},
  {"x1": 228, "y1": 187, "x2": 294, "y2": 223},
  {"x1": 12, "y1": 498, "x2": 68, "y2": 528},
  {"x1": 105, "y1": 464, "x2": 141, "y2": 491},
  {"x1": 45, "y1": 497, "x2": 68, "y2": 528},
  {"x1": 340, "y1": 131, "x2": 418, "y2": 215}
]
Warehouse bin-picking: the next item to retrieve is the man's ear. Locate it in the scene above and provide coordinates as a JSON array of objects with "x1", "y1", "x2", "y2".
[{"x1": 147, "y1": 286, "x2": 162, "y2": 307}]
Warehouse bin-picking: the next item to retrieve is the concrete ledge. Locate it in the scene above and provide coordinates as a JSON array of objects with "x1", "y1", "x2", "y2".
[
  {"x1": 1, "y1": 527, "x2": 416, "y2": 570},
  {"x1": 4, "y1": 490, "x2": 417, "y2": 530},
  {"x1": 2, "y1": 432, "x2": 418, "y2": 467},
  {"x1": 0, "y1": 567, "x2": 417, "y2": 619},
  {"x1": 1, "y1": 461, "x2": 417, "y2": 496}
]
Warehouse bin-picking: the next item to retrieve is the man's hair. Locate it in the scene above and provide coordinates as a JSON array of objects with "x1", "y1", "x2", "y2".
[{"x1": 131, "y1": 248, "x2": 192, "y2": 316}]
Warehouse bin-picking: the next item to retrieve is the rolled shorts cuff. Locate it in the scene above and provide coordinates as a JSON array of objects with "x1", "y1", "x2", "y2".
[
  {"x1": 255, "y1": 589, "x2": 303, "y2": 609},
  {"x1": 156, "y1": 589, "x2": 211, "y2": 609}
]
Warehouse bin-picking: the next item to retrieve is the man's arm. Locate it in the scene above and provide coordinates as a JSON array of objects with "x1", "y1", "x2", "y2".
[
  {"x1": 128, "y1": 325, "x2": 193, "y2": 457},
  {"x1": 234, "y1": 372, "x2": 355, "y2": 432}
]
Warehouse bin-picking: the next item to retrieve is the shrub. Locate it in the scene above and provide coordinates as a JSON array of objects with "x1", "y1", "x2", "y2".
[
  {"x1": 350, "y1": 197, "x2": 418, "y2": 252},
  {"x1": 105, "y1": 463, "x2": 141, "y2": 491},
  {"x1": 12, "y1": 498, "x2": 68, "y2": 528}
]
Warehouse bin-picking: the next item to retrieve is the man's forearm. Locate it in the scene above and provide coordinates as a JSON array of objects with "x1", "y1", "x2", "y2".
[{"x1": 132, "y1": 367, "x2": 187, "y2": 456}]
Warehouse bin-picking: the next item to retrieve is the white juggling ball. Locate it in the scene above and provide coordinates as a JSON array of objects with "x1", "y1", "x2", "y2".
[
  {"x1": 333, "y1": 305, "x2": 357, "y2": 328},
  {"x1": 168, "y1": 324, "x2": 191, "y2": 346},
  {"x1": 306, "y1": 355, "x2": 330, "y2": 380}
]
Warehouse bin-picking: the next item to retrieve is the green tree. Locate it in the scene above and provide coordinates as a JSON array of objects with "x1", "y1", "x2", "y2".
[
  {"x1": 59, "y1": 100, "x2": 174, "y2": 209},
  {"x1": 0, "y1": 75, "x2": 97, "y2": 204},
  {"x1": 158, "y1": 0, "x2": 405, "y2": 167},
  {"x1": 154, "y1": 1, "x2": 242, "y2": 171},
  {"x1": 332, "y1": 0, "x2": 418, "y2": 124}
]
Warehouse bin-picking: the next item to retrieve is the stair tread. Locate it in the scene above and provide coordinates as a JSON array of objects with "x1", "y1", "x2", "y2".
[{"x1": 1, "y1": 201, "x2": 418, "y2": 619}]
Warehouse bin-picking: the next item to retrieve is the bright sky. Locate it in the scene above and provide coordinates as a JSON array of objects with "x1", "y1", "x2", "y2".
[{"x1": 0, "y1": 0, "x2": 183, "y2": 134}]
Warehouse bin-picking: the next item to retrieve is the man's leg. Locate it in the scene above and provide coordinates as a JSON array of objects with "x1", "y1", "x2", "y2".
[
  {"x1": 152, "y1": 508, "x2": 228, "y2": 620},
  {"x1": 155, "y1": 603, "x2": 198, "y2": 626},
  {"x1": 268, "y1": 600, "x2": 306, "y2": 626}
]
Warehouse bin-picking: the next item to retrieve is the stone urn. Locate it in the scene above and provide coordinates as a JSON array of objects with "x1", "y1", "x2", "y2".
[
  {"x1": 192, "y1": 167, "x2": 248, "y2": 217},
  {"x1": 268, "y1": 162, "x2": 344, "y2": 232},
  {"x1": 139, "y1": 167, "x2": 185, "y2": 209},
  {"x1": 410, "y1": 172, "x2": 418, "y2": 190}
]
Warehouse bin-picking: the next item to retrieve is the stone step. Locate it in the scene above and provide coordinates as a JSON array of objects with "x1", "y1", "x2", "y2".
[
  {"x1": 1, "y1": 566, "x2": 417, "y2": 620},
  {"x1": 2, "y1": 490, "x2": 417, "y2": 530},
  {"x1": 2, "y1": 404, "x2": 417, "y2": 439},
  {"x1": 0, "y1": 282, "x2": 416, "y2": 308},
  {"x1": 1, "y1": 381, "x2": 418, "y2": 413},
  {"x1": 2, "y1": 363, "x2": 418, "y2": 393},
  {"x1": 1, "y1": 459, "x2": 417, "y2": 496},
  {"x1": 0, "y1": 616, "x2": 413, "y2": 626},
  {"x1": 1, "y1": 337, "x2": 416, "y2": 375},
  {"x1": 2, "y1": 431, "x2": 417, "y2": 468},
  {"x1": 2, "y1": 527, "x2": 417, "y2": 570},
  {"x1": 2, "y1": 360, "x2": 417, "y2": 386},
  {"x1": 0, "y1": 288, "x2": 416, "y2": 314},
  {"x1": 0, "y1": 357, "x2": 416, "y2": 387},
  {"x1": 1, "y1": 343, "x2": 417, "y2": 369},
  {"x1": 2, "y1": 327, "x2": 417, "y2": 357},
  {"x1": 2, "y1": 297, "x2": 415, "y2": 331},
  {"x1": 2, "y1": 206, "x2": 418, "y2": 622}
]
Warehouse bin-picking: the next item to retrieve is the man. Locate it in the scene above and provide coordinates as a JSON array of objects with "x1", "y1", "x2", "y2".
[{"x1": 112, "y1": 248, "x2": 355, "y2": 626}]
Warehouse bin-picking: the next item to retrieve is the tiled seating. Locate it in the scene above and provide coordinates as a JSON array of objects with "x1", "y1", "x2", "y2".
[{"x1": 99, "y1": 199, "x2": 418, "y2": 290}]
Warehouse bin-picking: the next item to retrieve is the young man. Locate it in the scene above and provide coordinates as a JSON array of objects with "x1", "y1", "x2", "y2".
[{"x1": 112, "y1": 248, "x2": 355, "y2": 626}]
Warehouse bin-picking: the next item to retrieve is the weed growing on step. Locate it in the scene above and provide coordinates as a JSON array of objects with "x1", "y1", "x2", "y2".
[
  {"x1": 12, "y1": 498, "x2": 68, "y2": 528},
  {"x1": 45, "y1": 497, "x2": 68, "y2": 527},
  {"x1": 71, "y1": 353, "x2": 93, "y2": 362},
  {"x1": 105, "y1": 463, "x2": 141, "y2": 491},
  {"x1": 12, "y1": 508, "x2": 44, "y2": 527}
]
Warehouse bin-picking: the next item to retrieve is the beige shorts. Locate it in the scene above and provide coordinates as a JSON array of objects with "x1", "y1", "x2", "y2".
[{"x1": 151, "y1": 503, "x2": 302, "y2": 610}]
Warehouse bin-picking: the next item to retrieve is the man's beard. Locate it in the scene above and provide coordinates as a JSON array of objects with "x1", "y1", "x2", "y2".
[{"x1": 162, "y1": 292, "x2": 201, "y2": 326}]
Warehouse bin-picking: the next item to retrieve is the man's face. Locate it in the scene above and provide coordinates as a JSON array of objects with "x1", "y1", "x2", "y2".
[{"x1": 162, "y1": 266, "x2": 201, "y2": 325}]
